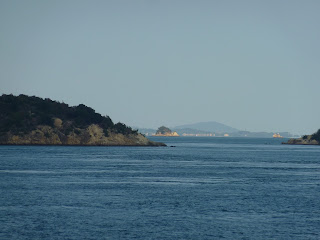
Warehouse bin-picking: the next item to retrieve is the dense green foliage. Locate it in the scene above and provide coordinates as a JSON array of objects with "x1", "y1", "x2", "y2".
[
  {"x1": 301, "y1": 129, "x2": 320, "y2": 142},
  {"x1": 0, "y1": 94, "x2": 137, "y2": 136},
  {"x1": 310, "y1": 129, "x2": 320, "y2": 142},
  {"x1": 156, "y1": 126, "x2": 172, "y2": 134}
]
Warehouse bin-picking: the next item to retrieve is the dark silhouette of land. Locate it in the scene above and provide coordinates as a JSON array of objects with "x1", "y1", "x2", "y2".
[
  {"x1": 0, "y1": 94, "x2": 165, "y2": 146},
  {"x1": 283, "y1": 129, "x2": 320, "y2": 145}
]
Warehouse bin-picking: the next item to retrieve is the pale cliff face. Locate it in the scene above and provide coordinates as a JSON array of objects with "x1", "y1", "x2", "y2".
[{"x1": 1, "y1": 124, "x2": 165, "y2": 146}]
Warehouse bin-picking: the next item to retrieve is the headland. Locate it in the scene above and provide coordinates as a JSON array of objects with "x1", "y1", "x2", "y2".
[
  {"x1": 282, "y1": 129, "x2": 320, "y2": 145},
  {"x1": 0, "y1": 94, "x2": 165, "y2": 146}
]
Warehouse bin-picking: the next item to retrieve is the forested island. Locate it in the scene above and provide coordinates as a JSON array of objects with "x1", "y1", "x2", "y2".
[
  {"x1": 283, "y1": 129, "x2": 320, "y2": 145},
  {"x1": 154, "y1": 126, "x2": 179, "y2": 137},
  {"x1": 0, "y1": 94, "x2": 165, "y2": 146}
]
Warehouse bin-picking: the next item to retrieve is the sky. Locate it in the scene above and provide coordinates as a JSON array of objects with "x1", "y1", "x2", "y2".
[{"x1": 0, "y1": 0, "x2": 319, "y2": 135}]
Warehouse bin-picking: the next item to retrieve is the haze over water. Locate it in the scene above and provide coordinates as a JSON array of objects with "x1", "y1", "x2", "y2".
[
  {"x1": 1, "y1": 137, "x2": 320, "y2": 239},
  {"x1": 1, "y1": 1, "x2": 320, "y2": 135}
]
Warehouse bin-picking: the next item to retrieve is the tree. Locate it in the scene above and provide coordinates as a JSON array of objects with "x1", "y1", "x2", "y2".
[
  {"x1": 156, "y1": 126, "x2": 172, "y2": 135},
  {"x1": 311, "y1": 129, "x2": 320, "y2": 142}
]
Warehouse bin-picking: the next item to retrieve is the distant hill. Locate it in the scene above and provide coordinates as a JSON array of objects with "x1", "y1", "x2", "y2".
[
  {"x1": 154, "y1": 126, "x2": 179, "y2": 137},
  {"x1": 0, "y1": 94, "x2": 165, "y2": 146},
  {"x1": 137, "y1": 127, "x2": 213, "y2": 136},
  {"x1": 173, "y1": 128, "x2": 212, "y2": 135},
  {"x1": 174, "y1": 121, "x2": 239, "y2": 133},
  {"x1": 138, "y1": 126, "x2": 295, "y2": 138}
]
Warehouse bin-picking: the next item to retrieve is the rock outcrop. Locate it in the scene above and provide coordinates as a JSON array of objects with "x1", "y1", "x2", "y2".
[
  {"x1": 282, "y1": 130, "x2": 320, "y2": 145},
  {"x1": 283, "y1": 137, "x2": 319, "y2": 145}
]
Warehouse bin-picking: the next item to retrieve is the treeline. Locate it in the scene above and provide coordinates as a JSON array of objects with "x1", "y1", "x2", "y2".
[
  {"x1": 312, "y1": 129, "x2": 320, "y2": 141},
  {"x1": 156, "y1": 126, "x2": 172, "y2": 134},
  {"x1": 303, "y1": 129, "x2": 320, "y2": 142},
  {"x1": 0, "y1": 94, "x2": 137, "y2": 136}
]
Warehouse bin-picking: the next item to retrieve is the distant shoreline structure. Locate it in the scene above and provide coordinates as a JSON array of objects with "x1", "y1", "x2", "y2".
[
  {"x1": 137, "y1": 122, "x2": 298, "y2": 138},
  {"x1": 153, "y1": 132, "x2": 179, "y2": 137},
  {"x1": 182, "y1": 133, "x2": 214, "y2": 137},
  {"x1": 273, "y1": 133, "x2": 283, "y2": 138}
]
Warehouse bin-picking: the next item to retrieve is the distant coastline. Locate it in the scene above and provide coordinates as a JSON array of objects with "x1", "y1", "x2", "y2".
[{"x1": 138, "y1": 125, "x2": 298, "y2": 139}]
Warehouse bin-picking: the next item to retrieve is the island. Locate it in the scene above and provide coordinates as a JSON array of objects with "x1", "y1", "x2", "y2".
[
  {"x1": 153, "y1": 126, "x2": 179, "y2": 137},
  {"x1": 282, "y1": 129, "x2": 320, "y2": 145},
  {"x1": 0, "y1": 94, "x2": 166, "y2": 146}
]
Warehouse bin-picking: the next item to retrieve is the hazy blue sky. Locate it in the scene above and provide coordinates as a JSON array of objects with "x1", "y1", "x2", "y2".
[{"x1": 1, "y1": 0, "x2": 319, "y2": 134}]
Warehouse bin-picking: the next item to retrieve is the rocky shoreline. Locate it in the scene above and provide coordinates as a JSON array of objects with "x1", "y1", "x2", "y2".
[
  {"x1": 282, "y1": 138, "x2": 319, "y2": 145},
  {"x1": 282, "y1": 131, "x2": 320, "y2": 145},
  {"x1": 0, "y1": 94, "x2": 166, "y2": 147},
  {"x1": 0, "y1": 124, "x2": 166, "y2": 147}
]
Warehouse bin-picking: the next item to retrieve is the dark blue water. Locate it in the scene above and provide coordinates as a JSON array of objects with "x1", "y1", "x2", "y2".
[{"x1": 1, "y1": 137, "x2": 320, "y2": 239}]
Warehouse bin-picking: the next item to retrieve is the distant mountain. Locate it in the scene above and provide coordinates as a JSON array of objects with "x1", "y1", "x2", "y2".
[
  {"x1": 137, "y1": 123, "x2": 296, "y2": 138},
  {"x1": 173, "y1": 128, "x2": 212, "y2": 135},
  {"x1": 174, "y1": 121, "x2": 239, "y2": 133}
]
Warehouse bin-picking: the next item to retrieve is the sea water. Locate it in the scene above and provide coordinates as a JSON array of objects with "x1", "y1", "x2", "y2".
[{"x1": 0, "y1": 137, "x2": 319, "y2": 239}]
